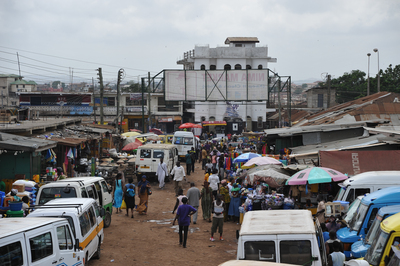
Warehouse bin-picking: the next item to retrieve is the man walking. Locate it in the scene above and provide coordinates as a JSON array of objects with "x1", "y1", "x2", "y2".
[
  {"x1": 185, "y1": 150, "x2": 192, "y2": 176},
  {"x1": 172, "y1": 197, "x2": 197, "y2": 248},
  {"x1": 186, "y1": 182, "x2": 201, "y2": 224},
  {"x1": 156, "y1": 157, "x2": 168, "y2": 189},
  {"x1": 171, "y1": 161, "x2": 186, "y2": 196},
  {"x1": 190, "y1": 147, "x2": 196, "y2": 173},
  {"x1": 208, "y1": 168, "x2": 220, "y2": 200}
]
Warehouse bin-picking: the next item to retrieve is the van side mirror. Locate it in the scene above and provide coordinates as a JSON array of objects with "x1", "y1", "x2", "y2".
[
  {"x1": 99, "y1": 207, "x2": 105, "y2": 217},
  {"x1": 74, "y1": 238, "x2": 81, "y2": 251}
]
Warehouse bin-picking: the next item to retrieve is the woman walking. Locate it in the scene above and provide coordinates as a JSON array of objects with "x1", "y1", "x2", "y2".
[
  {"x1": 200, "y1": 181, "x2": 212, "y2": 222},
  {"x1": 112, "y1": 173, "x2": 124, "y2": 214},
  {"x1": 137, "y1": 175, "x2": 151, "y2": 215}
]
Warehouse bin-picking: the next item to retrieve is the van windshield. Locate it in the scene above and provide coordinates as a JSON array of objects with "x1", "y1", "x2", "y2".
[
  {"x1": 365, "y1": 228, "x2": 389, "y2": 266},
  {"x1": 365, "y1": 215, "x2": 384, "y2": 245},
  {"x1": 174, "y1": 137, "x2": 193, "y2": 145},
  {"x1": 343, "y1": 196, "x2": 362, "y2": 224},
  {"x1": 334, "y1": 187, "x2": 346, "y2": 201},
  {"x1": 349, "y1": 203, "x2": 369, "y2": 232},
  {"x1": 38, "y1": 187, "x2": 77, "y2": 205}
]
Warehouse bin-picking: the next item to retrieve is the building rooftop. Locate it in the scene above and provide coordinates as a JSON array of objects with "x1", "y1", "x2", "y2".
[{"x1": 225, "y1": 37, "x2": 259, "y2": 44}]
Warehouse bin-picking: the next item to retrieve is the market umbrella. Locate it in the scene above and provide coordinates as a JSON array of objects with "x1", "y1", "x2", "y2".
[
  {"x1": 130, "y1": 129, "x2": 142, "y2": 133},
  {"x1": 149, "y1": 128, "x2": 163, "y2": 135},
  {"x1": 285, "y1": 167, "x2": 348, "y2": 185},
  {"x1": 192, "y1": 124, "x2": 202, "y2": 128},
  {"x1": 251, "y1": 169, "x2": 291, "y2": 188},
  {"x1": 122, "y1": 138, "x2": 143, "y2": 151},
  {"x1": 121, "y1": 132, "x2": 141, "y2": 137},
  {"x1": 242, "y1": 156, "x2": 282, "y2": 169},
  {"x1": 179, "y1": 123, "x2": 196, "y2": 129},
  {"x1": 233, "y1": 152, "x2": 261, "y2": 163}
]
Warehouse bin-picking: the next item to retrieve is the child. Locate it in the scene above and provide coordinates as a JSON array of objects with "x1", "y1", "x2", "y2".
[
  {"x1": 172, "y1": 189, "x2": 186, "y2": 214},
  {"x1": 124, "y1": 184, "x2": 136, "y2": 218},
  {"x1": 210, "y1": 194, "x2": 225, "y2": 241}
]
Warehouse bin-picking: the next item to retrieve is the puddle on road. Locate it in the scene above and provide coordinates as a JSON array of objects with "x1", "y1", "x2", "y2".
[
  {"x1": 146, "y1": 219, "x2": 200, "y2": 233},
  {"x1": 147, "y1": 219, "x2": 174, "y2": 225}
]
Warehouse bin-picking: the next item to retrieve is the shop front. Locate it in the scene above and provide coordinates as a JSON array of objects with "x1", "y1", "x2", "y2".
[{"x1": 157, "y1": 116, "x2": 182, "y2": 133}]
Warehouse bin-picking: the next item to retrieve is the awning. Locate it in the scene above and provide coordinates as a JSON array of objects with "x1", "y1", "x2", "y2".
[{"x1": 202, "y1": 121, "x2": 227, "y2": 126}]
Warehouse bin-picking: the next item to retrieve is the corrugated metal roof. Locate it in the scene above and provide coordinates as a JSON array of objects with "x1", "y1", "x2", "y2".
[
  {"x1": 0, "y1": 132, "x2": 57, "y2": 152},
  {"x1": 224, "y1": 37, "x2": 259, "y2": 44},
  {"x1": 290, "y1": 133, "x2": 400, "y2": 157},
  {"x1": 301, "y1": 92, "x2": 400, "y2": 126}
]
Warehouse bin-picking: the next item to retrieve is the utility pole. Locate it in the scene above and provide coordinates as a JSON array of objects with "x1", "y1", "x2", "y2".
[
  {"x1": 92, "y1": 77, "x2": 96, "y2": 123},
  {"x1": 16, "y1": 52, "x2": 21, "y2": 78},
  {"x1": 116, "y1": 69, "x2": 124, "y2": 133},
  {"x1": 327, "y1": 74, "x2": 331, "y2": 109},
  {"x1": 97, "y1": 68, "x2": 104, "y2": 124},
  {"x1": 277, "y1": 76, "x2": 281, "y2": 128},
  {"x1": 367, "y1": 53, "x2": 371, "y2": 96},
  {"x1": 141, "y1": 77, "x2": 145, "y2": 133},
  {"x1": 147, "y1": 72, "x2": 151, "y2": 130}
]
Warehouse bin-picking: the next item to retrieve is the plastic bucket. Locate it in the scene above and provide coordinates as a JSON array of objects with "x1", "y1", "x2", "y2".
[{"x1": 9, "y1": 202, "x2": 22, "y2": 211}]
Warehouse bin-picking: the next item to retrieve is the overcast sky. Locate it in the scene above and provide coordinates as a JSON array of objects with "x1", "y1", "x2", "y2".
[{"x1": 1, "y1": 0, "x2": 399, "y2": 85}]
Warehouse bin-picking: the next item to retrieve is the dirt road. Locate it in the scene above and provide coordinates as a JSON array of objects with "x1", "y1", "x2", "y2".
[{"x1": 92, "y1": 162, "x2": 239, "y2": 266}]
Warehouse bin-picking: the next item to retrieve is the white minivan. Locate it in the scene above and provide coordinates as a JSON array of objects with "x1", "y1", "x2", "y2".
[
  {"x1": 172, "y1": 131, "x2": 197, "y2": 159},
  {"x1": 335, "y1": 171, "x2": 400, "y2": 203},
  {"x1": 36, "y1": 177, "x2": 113, "y2": 228},
  {"x1": 237, "y1": 210, "x2": 327, "y2": 266},
  {"x1": 135, "y1": 143, "x2": 178, "y2": 181},
  {"x1": 0, "y1": 217, "x2": 84, "y2": 266},
  {"x1": 28, "y1": 198, "x2": 104, "y2": 264}
]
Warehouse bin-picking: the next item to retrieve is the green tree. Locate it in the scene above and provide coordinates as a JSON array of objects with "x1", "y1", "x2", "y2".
[
  {"x1": 381, "y1": 64, "x2": 400, "y2": 92},
  {"x1": 328, "y1": 70, "x2": 367, "y2": 103}
]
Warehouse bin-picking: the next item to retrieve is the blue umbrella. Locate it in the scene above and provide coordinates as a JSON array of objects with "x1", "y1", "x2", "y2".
[{"x1": 233, "y1": 152, "x2": 261, "y2": 163}]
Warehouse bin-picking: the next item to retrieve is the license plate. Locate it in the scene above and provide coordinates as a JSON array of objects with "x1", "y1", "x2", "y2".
[{"x1": 141, "y1": 166, "x2": 150, "y2": 169}]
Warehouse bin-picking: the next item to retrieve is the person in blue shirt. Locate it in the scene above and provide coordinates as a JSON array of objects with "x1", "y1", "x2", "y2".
[{"x1": 172, "y1": 197, "x2": 197, "y2": 248}]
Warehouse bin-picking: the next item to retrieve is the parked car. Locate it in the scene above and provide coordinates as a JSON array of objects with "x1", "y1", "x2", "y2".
[
  {"x1": 236, "y1": 210, "x2": 327, "y2": 266},
  {"x1": 28, "y1": 198, "x2": 104, "y2": 264},
  {"x1": 36, "y1": 176, "x2": 113, "y2": 228},
  {"x1": 0, "y1": 217, "x2": 84, "y2": 265}
]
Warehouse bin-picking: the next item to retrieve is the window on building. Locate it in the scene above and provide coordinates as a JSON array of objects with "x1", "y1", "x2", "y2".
[
  {"x1": 158, "y1": 97, "x2": 179, "y2": 111},
  {"x1": 108, "y1": 97, "x2": 115, "y2": 106},
  {"x1": 258, "y1": 65, "x2": 263, "y2": 69},
  {"x1": 200, "y1": 64, "x2": 206, "y2": 70},
  {"x1": 125, "y1": 96, "x2": 144, "y2": 106},
  {"x1": 317, "y1": 94, "x2": 323, "y2": 107},
  {"x1": 235, "y1": 44, "x2": 243, "y2": 47},
  {"x1": 246, "y1": 65, "x2": 252, "y2": 69},
  {"x1": 224, "y1": 64, "x2": 231, "y2": 70},
  {"x1": 257, "y1": 117, "x2": 263, "y2": 128},
  {"x1": 16, "y1": 85, "x2": 19, "y2": 88},
  {"x1": 201, "y1": 116, "x2": 205, "y2": 122},
  {"x1": 23, "y1": 85, "x2": 25, "y2": 88},
  {"x1": 210, "y1": 65, "x2": 216, "y2": 70},
  {"x1": 235, "y1": 64, "x2": 242, "y2": 70}
]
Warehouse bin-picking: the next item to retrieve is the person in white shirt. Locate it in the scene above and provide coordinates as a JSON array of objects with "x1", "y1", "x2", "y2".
[
  {"x1": 171, "y1": 161, "x2": 186, "y2": 196},
  {"x1": 328, "y1": 241, "x2": 345, "y2": 266},
  {"x1": 156, "y1": 157, "x2": 169, "y2": 189},
  {"x1": 208, "y1": 168, "x2": 220, "y2": 200}
]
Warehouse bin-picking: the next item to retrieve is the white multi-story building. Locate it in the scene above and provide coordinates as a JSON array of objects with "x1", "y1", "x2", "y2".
[{"x1": 177, "y1": 37, "x2": 276, "y2": 133}]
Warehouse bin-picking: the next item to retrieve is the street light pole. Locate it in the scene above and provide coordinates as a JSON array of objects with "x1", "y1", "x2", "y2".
[
  {"x1": 367, "y1": 53, "x2": 371, "y2": 96},
  {"x1": 373, "y1": 48, "x2": 380, "y2": 92}
]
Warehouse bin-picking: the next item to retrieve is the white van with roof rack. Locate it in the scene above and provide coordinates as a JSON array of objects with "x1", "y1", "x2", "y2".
[
  {"x1": 28, "y1": 198, "x2": 104, "y2": 265},
  {"x1": 237, "y1": 210, "x2": 327, "y2": 266},
  {"x1": 0, "y1": 217, "x2": 84, "y2": 266},
  {"x1": 36, "y1": 176, "x2": 113, "y2": 228}
]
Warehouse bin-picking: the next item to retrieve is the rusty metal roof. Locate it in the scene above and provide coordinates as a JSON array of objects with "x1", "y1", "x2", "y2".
[{"x1": 301, "y1": 92, "x2": 400, "y2": 126}]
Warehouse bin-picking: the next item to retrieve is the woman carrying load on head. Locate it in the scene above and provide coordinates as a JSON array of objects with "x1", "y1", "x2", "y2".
[
  {"x1": 137, "y1": 175, "x2": 151, "y2": 215},
  {"x1": 200, "y1": 181, "x2": 213, "y2": 222},
  {"x1": 112, "y1": 173, "x2": 124, "y2": 214}
]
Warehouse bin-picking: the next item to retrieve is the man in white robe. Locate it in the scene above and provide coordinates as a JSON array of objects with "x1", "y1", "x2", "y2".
[{"x1": 156, "y1": 157, "x2": 169, "y2": 189}]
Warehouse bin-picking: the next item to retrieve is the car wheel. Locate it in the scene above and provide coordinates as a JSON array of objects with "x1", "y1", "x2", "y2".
[
  {"x1": 104, "y1": 210, "x2": 112, "y2": 228},
  {"x1": 93, "y1": 241, "x2": 101, "y2": 259},
  {"x1": 83, "y1": 253, "x2": 89, "y2": 266}
]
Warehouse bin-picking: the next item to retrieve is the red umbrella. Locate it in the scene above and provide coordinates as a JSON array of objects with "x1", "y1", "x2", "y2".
[
  {"x1": 192, "y1": 124, "x2": 202, "y2": 128},
  {"x1": 179, "y1": 123, "x2": 196, "y2": 129},
  {"x1": 130, "y1": 129, "x2": 142, "y2": 133},
  {"x1": 149, "y1": 128, "x2": 163, "y2": 135},
  {"x1": 122, "y1": 138, "x2": 143, "y2": 151}
]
